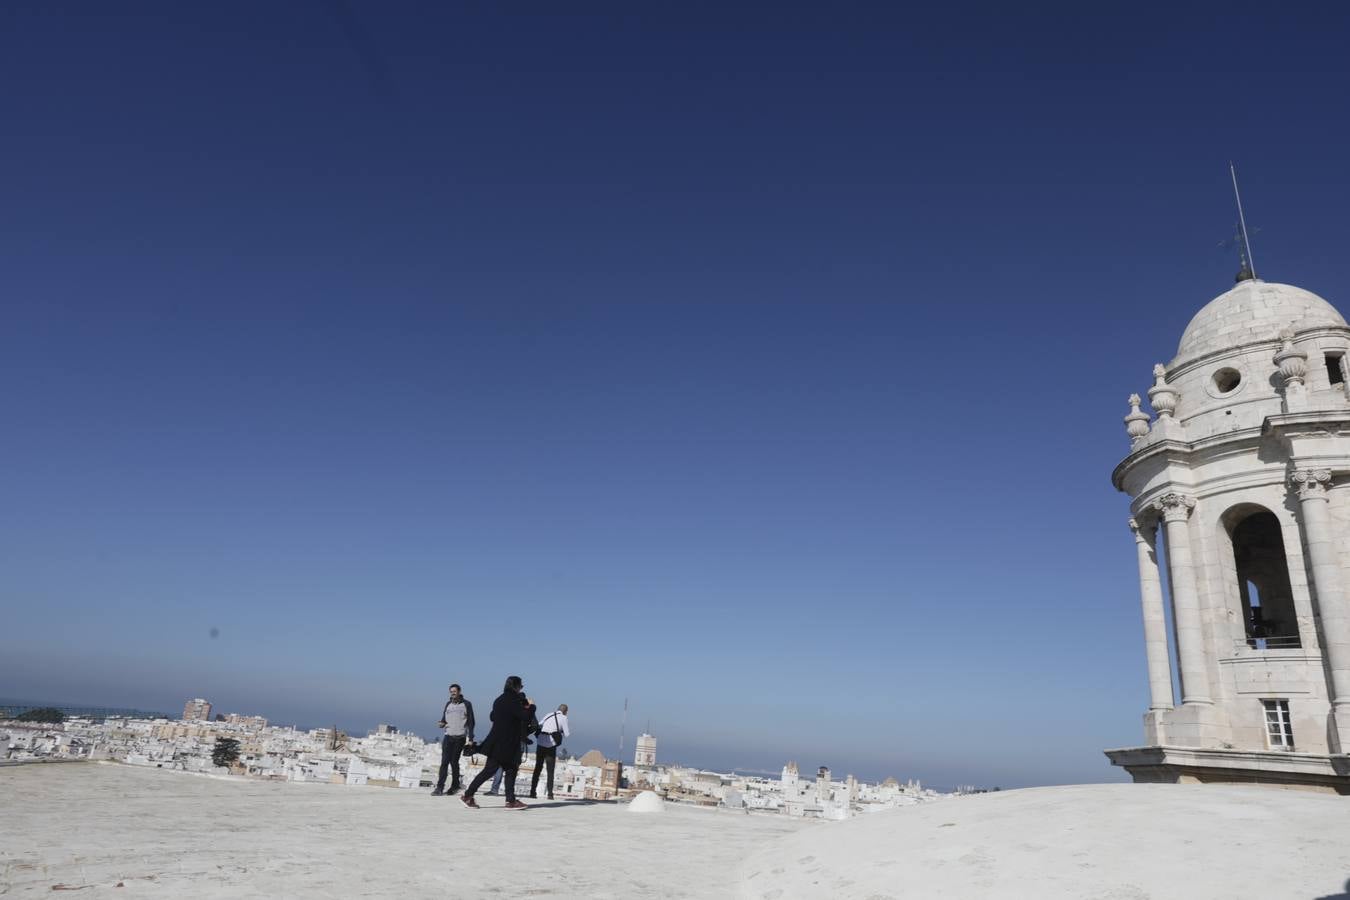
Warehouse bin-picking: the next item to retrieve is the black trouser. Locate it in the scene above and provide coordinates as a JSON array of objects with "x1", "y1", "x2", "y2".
[
  {"x1": 465, "y1": 759, "x2": 517, "y2": 801},
  {"x1": 436, "y1": 735, "x2": 466, "y2": 790},
  {"x1": 531, "y1": 745, "x2": 557, "y2": 796}
]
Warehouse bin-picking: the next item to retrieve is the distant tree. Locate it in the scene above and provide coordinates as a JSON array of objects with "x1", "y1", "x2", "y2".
[
  {"x1": 212, "y1": 736, "x2": 241, "y2": 768},
  {"x1": 214, "y1": 713, "x2": 227, "y2": 722},
  {"x1": 15, "y1": 708, "x2": 65, "y2": 723}
]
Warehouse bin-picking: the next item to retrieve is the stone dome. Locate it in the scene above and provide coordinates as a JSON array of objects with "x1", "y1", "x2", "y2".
[{"x1": 1174, "y1": 280, "x2": 1347, "y2": 367}]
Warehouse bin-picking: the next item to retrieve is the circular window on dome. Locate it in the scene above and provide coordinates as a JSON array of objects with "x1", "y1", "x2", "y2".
[{"x1": 1212, "y1": 367, "x2": 1242, "y2": 394}]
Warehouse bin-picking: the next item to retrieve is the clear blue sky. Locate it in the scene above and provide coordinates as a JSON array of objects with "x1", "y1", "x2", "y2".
[{"x1": 4, "y1": 2, "x2": 1350, "y2": 789}]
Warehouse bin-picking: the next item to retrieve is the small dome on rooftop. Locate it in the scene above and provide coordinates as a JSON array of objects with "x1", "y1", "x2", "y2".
[{"x1": 1174, "y1": 280, "x2": 1347, "y2": 367}]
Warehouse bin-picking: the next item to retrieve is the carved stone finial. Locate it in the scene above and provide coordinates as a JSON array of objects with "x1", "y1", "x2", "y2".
[
  {"x1": 1290, "y1": 468, "x2": 1333, "y2": 499},
  {"x1": 1124, "y1": 393, "x2": 1151, "y2": 443},
  {"x1": 1147, "y1": 364, "x2": 1178, "y2": 419},
  {"x1": 1274, "y1": 328, "x2": 1309, "y2": 389},
  {"x1": 1152, "y1": 492, "x2": 1196, "y2": 523}
]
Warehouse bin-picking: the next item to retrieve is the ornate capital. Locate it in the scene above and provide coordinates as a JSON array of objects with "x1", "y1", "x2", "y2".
[
  {"x1": 1152, "y1": 492, "x2": 1196, "y2": 523},
  {"x1": 1127, "y1": 516, "x2": 1155, "y2": 543},
  {"x1": 1291, "y1": 468, "x2": 1333, "y2": 500}
]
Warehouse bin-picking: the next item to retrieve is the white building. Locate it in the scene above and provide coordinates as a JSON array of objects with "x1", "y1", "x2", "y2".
[
  {"x1": 634, "y1": 732, "x2": 657, "y2": 767},
  {"x1": 1109, "y1": 268, "x2": 1350, "y2": 792}
]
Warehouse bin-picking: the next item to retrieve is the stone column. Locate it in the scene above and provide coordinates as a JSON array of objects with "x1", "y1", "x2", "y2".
[
  {"x1": 1290, "y1": 468, "x2": 1350, "y2": 752},
  {"x1": 1154, "y1": 492, "x2": 1212, "y2": 705},
  {"x1": 1129, "y1": 516, "x2": 1175, "y2": 711}
]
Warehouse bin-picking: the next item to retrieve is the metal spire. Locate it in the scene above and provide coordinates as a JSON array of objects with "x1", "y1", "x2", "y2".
[{"x1": 1230, "y1": 162, "x2": 1258, "y2": 281}]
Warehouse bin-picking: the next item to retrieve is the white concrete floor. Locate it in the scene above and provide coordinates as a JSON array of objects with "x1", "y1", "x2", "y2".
[
  {"x1": 0, "y1": 762, "x2": 807, "y2": 898},
  {"x1": 8, "y1": 765, "x2": 1350, "y2": 899},
  {"x1": 739, "y1": 782, "x2": 1350, "y2": 900}
]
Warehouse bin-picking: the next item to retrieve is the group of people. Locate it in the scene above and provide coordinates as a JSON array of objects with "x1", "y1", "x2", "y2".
[{"x1": 431, "y1": 676, "x2": 570, "y2": 810}]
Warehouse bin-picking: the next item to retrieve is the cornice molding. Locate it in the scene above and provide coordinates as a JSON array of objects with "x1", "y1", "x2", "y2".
[
  {"x1": 1118, "y1": 413, "x2": 1350, "y2": 494},
  {"x1": 1263, "y1": 410, "x2": 1350, "y2": 439},
  {"x1": 1113, "y1": 429, "x2": 1269, "y2": 493},
  {"x1": 1166, "y1": 325, "x2": 1350, "y2": 381},
  {"x1": 1112, "y1": 439, "x2": 1194, "y2": 493}
]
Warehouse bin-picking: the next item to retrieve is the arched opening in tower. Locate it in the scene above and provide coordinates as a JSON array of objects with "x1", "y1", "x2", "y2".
[{"x1": 1227, "y1": 510, "x2": 1300, "y2": 649}]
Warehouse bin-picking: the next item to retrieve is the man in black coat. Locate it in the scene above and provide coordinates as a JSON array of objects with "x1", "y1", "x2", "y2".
[{"x1": 461, "y1": 675, "x2": 536, "y2": 809}]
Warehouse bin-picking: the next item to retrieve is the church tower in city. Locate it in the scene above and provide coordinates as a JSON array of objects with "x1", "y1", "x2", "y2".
[{"x1": 1110, "y1": 260, "x2": 1350, "y2": 792}]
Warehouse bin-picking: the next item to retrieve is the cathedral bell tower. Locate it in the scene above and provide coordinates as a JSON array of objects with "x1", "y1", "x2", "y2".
[{"x1": 1108, "y1": 274, "x2": 1350, "y2": 793}]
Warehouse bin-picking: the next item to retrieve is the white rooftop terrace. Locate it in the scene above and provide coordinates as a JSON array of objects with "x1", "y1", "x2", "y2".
[
  {"x1": 6, "y1": 764, "x2": 1350, "y2": 898},
  {"x1": 1, "y1": 762, "x2": 805, "y2": 898},
  {"x1": 740, "y1": 782, "x2": 1350, "y2": 899}
]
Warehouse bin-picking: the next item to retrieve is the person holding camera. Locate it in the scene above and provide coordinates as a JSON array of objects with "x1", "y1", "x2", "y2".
[
  {"x1": 486, "y1": 690, "x2": 537, "y2": 795},
  {"x1": 461, "y1": 675, "x2": 536, "y2": 809},
  {"x1": 431, "y1": 683, "x2": 475, "y2": 796},
  {"x1": 530, "y1": 703, "x2": 569, "y2": 800}
]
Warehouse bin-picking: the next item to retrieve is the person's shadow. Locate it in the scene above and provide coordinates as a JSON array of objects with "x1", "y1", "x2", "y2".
[
  {"x1": 1313, "y1": 879, "x2": 1350, "y2": 899},
  {"x1": 523, "y1": 799, "x2": 603, "y2": 809}
]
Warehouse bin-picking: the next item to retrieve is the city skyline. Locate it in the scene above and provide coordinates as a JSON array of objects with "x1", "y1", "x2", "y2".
[
  {"x1": 7, "y1": 3, "x2": 1350, "y2": 790},
  {"x1": 0, "y1": 693, "x2": 939, "y2": 787}
]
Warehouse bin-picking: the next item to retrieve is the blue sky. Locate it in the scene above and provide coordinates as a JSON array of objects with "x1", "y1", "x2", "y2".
[{"x1": 4, "y1": 2, "x2": 1350, "y2": 788}]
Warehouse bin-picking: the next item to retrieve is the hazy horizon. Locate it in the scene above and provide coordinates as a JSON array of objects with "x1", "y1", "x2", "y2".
[{"x1": 0, "y1": 691, "x2": 1022, "y2": 790}]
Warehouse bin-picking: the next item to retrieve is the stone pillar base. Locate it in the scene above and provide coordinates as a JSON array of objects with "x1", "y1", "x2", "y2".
[
  {"x1": 1330, "y1": 704, "x2": 1350, "y2": 755},
  {"x1": 1162, "y1": 702, "x2": 1222, "y2": 748},
  {"x1": 1143, "y1": 709, "x2": 1167, "y2": 745}
]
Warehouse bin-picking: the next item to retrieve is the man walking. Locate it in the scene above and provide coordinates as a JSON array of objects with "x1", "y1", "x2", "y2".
[
  {"x1": 530, "y1": 703, "x2": 569, "y2": 800},
  {"x1": 461, "y1": 675, "x2": 535, "y2": 810},
  {"x1": 431, "y1": 683, "x2": 475, "y2": 796},
  {"x1": 487, "y1": 691, "x2": 537, "y2": 796}
]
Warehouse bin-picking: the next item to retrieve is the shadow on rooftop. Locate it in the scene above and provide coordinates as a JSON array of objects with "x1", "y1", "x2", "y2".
[{"x1": 1313, "y1": 879, "x2": 1350, "y2": 900}]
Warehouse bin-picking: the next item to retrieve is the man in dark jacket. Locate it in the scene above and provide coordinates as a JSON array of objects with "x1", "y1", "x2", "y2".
[
  {"x1": 461, "y1": 675, "x2": 536, "y2": 809},
  {"x1": 431, "y1": 683, "x2": 475, "y2": 796}
]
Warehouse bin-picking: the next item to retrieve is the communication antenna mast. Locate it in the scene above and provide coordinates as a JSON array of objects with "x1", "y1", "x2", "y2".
[
  {"x1": 1230, "y1": 162, "x2": 1258, "y2": 280},
  {"x1": 619, "y1": 697, "x2": 629, "y2": 757}
]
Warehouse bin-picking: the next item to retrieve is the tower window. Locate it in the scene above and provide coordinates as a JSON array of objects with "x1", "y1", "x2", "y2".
[
  {"x1": 1213, "y1": 367, "x2": 1242, "y2": 394},
  {"x1": 1229, "y1": 510, "x2": 1300, "y2": 649},
  {"x1": 1262, "y1": 699, "x2": 1294, "y2": 751},
  {"x1": 1326, "y1": 353, "x2": 1345, "y2": 386}
]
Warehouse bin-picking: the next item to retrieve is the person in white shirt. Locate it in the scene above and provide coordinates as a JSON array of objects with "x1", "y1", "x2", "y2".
[{"x1": 529, "y1": 704, "x2": 570, "y2": 800}]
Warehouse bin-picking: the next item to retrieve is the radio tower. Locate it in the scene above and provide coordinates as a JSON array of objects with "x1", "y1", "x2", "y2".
[{"x1": 619, "y1": 697, "x2": 629, "y2": 758}]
